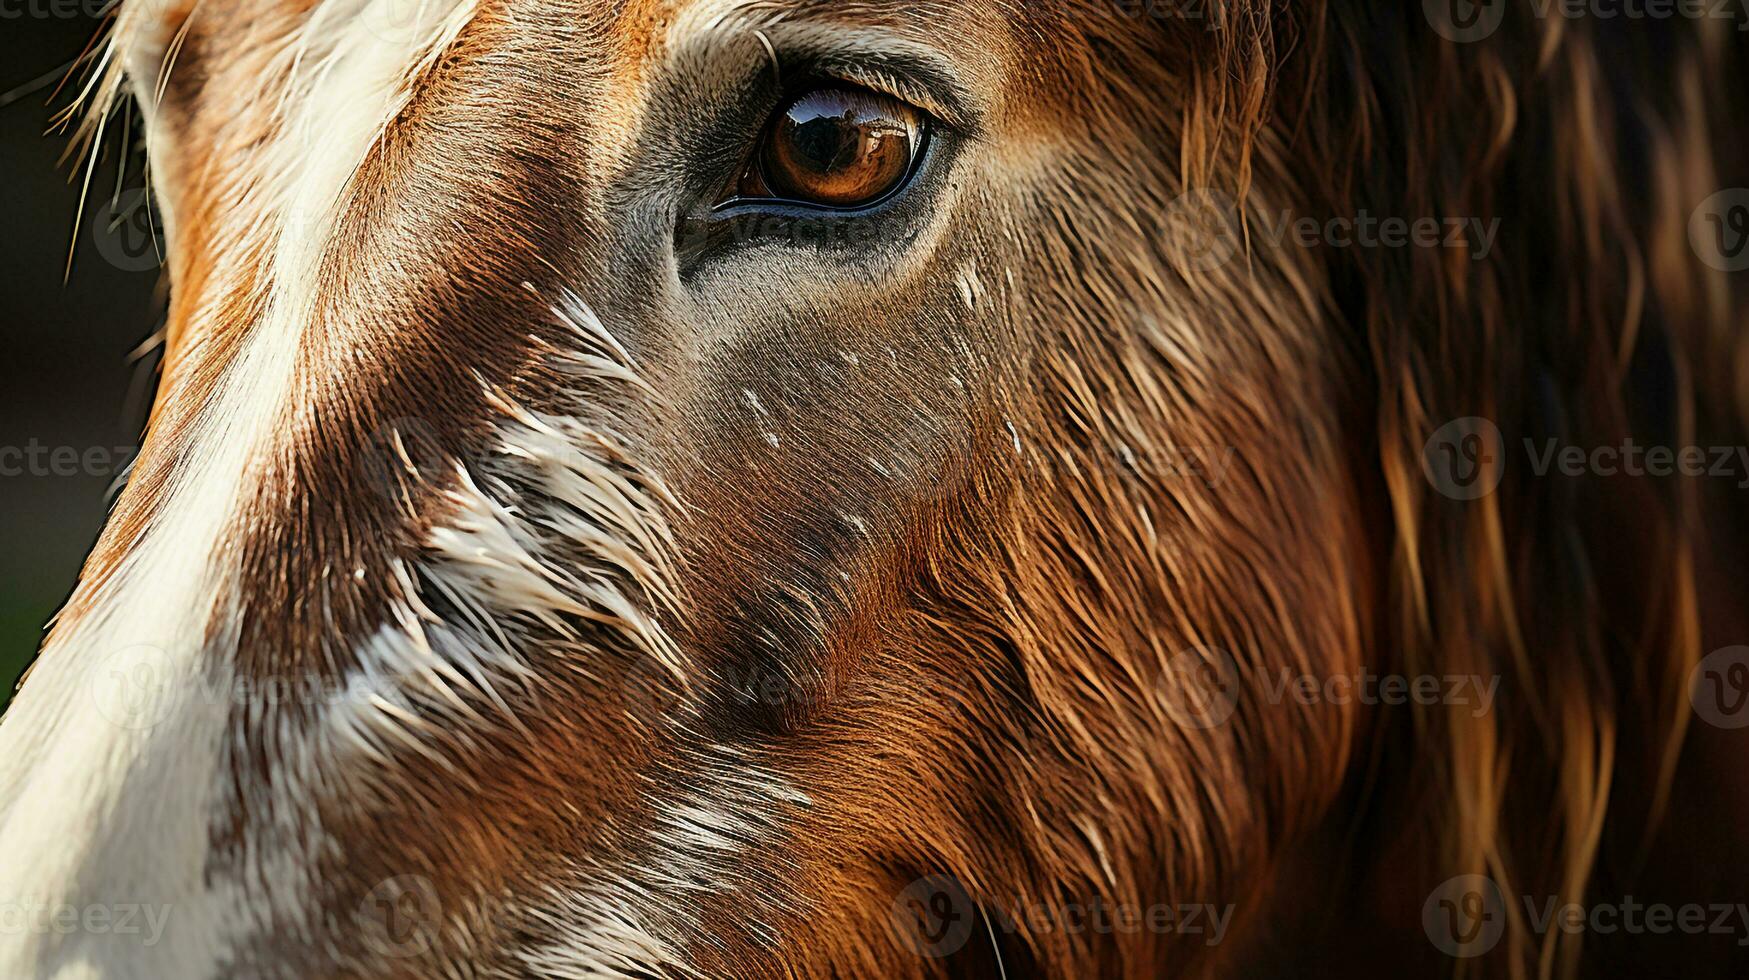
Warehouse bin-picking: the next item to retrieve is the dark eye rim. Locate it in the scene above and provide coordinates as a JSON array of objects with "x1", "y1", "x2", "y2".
[{"x1": 712, "y1": 84, "x2": 936, "y2": 215}]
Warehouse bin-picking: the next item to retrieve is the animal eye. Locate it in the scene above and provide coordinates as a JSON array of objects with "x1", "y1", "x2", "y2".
[{"x1": 736, "y1": 87, "x2": 925, "y2": 208}]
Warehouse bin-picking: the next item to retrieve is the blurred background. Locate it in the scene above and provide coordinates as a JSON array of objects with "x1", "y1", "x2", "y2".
[{"x1": 1, "y1": 13, "x2": 162, "y2": 709}]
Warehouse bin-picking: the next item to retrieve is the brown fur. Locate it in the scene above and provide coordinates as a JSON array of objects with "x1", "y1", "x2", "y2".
[{"x1": 24, "y1": 0, "x2": 1749, "y2": 977}]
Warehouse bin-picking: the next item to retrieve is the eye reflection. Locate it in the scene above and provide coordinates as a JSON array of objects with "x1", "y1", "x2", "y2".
[{"x1": 736, "y1": 87, "x2": 925, "y2": 209}]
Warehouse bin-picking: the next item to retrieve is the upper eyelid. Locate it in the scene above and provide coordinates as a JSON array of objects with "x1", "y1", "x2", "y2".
[
  {"x1": 653, "y1": 25, "x2": 975, "y2": 209},
  {"x1": 802, "y1": 61, "x2": 970, "y2": 135},
  {"x1": 714, "y1": 20, "x2": 978, "y2": 134}
]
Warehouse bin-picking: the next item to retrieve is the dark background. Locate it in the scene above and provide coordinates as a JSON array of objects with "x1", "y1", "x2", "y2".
[{"x1": 1, "y1": 12, "x2": 162, "y2": 708}]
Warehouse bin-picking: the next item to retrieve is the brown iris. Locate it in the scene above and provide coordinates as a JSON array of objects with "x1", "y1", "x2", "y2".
[{"x1": 740, "y1": 88, "x2": 923, "y2": 208}]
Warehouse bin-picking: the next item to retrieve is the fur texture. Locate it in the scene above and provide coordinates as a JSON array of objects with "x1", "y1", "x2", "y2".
[{"x1": 2, "y1": 1, "x2": 1748, "y2": 977}]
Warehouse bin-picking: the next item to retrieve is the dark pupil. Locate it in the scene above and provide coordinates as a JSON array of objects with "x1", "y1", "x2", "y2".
[
  {"x1": 788, "y1": 105, "x2": 859, "y2": 176},
  {"x1": 760, "y1": 88, "x2": 916, "y2": 206}
]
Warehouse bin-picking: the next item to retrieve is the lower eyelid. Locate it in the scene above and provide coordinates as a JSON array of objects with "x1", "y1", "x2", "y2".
[
  {"x1": 715, "y1": 134, "x2": 932, "y2": 214},
  {"x1": 715, "y1": 123, "x2": 944, "y2": 223}
]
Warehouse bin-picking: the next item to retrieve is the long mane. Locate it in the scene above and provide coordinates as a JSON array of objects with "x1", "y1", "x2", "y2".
[{"x1": 1197, "y1": 3, "x2": 1748, "y2": 975}]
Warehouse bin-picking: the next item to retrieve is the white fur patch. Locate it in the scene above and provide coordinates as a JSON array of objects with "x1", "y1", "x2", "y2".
[
  {"x1": 420, "y1": 290, "x2": 687, "y2": 688},
  {"x1": 397, "y1": 294, "x2": 818, "y2": 979},
  {"x1": 520, "y1": 751, "x2": 811, "y2": 979},
  {"x1": 0, "y1": 2, "x2": 479, "y2": 976},
  {"x1": 512, "y1": 883, "x2": 694, "y2": 980}
]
